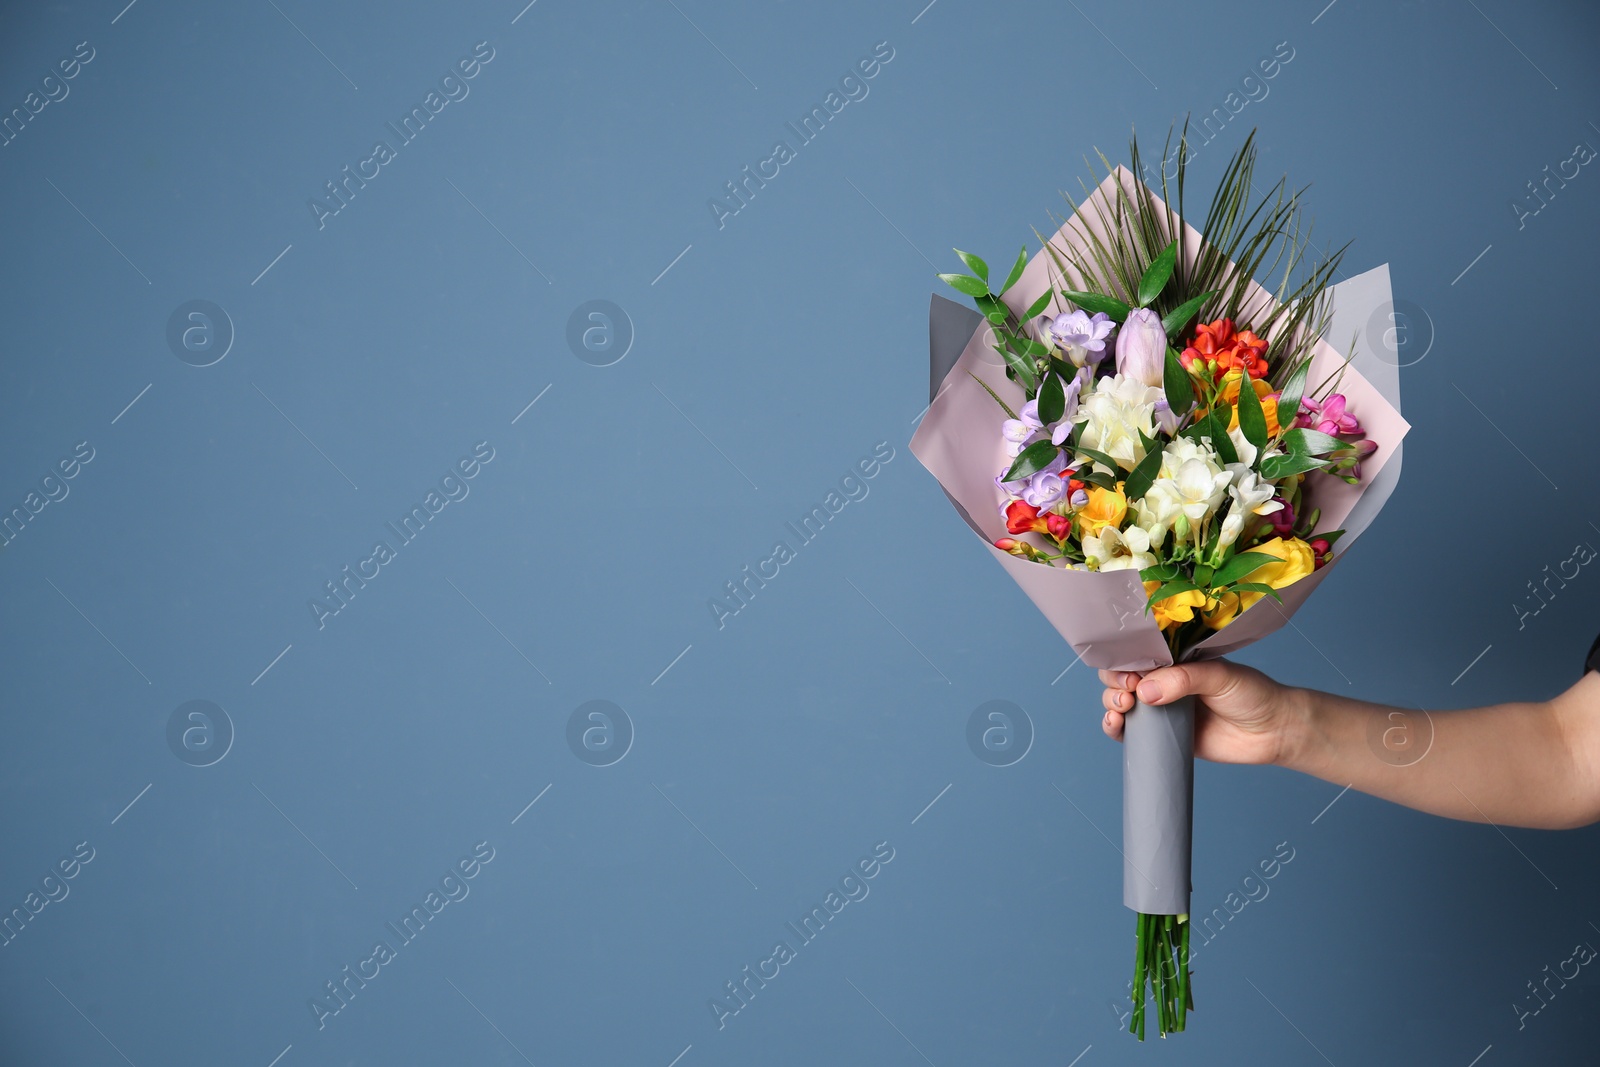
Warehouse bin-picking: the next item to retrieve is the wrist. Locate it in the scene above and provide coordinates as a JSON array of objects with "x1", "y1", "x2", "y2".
[{"x1": 1273, "y1": 684, "x2": 1322, "y2": 771}]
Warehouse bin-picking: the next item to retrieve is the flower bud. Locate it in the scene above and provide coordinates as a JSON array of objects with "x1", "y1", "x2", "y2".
[{"x1": 1114, "y1": 307, "x2": 1167, "y2": 388}]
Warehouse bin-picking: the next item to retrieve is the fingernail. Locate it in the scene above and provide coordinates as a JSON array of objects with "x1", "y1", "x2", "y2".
[{"x1": 1137, "y1": 681, "x2": 1161, "y2": 702}]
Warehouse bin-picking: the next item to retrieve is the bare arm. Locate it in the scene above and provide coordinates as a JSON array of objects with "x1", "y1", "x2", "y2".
[{"x1": 1099, "y1": 661, "x2": 1600, "y2": 830}]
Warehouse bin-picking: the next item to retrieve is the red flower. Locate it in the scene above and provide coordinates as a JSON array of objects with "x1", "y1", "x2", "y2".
[
  {"x1": 1046, "y1": 512, "x2": 1073, "y2": 541},
  {"x1": 1310, "y1": 537, "x2": 1332, "y2": 570},
  {"x1": 1005, "y1": 500, "x2": 1048, "y2": 535},
  {"x1": 1180, "y1": 318, "x2": 1270, "y2": 382}
]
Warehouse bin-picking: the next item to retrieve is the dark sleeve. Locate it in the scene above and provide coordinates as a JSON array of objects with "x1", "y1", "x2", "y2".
[{"x1": 1587, "y1": 632, "x2": 1600, "y2": 675}]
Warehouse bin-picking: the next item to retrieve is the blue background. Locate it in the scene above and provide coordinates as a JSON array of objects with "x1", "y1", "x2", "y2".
[{"x1": 3, "y1": 0, "x2": 1598, "y2": 1064}]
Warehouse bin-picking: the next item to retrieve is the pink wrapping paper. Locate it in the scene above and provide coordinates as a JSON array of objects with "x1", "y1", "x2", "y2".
[{"x1": 910, "y1": 168, "x2": 1409, "y2": 672}]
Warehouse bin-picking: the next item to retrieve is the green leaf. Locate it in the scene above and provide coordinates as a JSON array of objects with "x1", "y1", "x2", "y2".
[
  {"x1": 1072, "y1": 446, "x2": 1122, "y2": 475},
  {"x1": 1232, "y1": 581, "x2": 1285, "y2": 603},
  {"x1": 1137, "y1": 239, "x2": 1178, "y2": 307},
  {"x1": 1192, "y1": 563, "x2": 1214, "y2": 586},
  {"x1": 1163, "y1": 347, "x2": 1194, "y2": 418},
  {"x1": 1060, "y1": 289, "x2": 1131, "y2": 321},
  {"x1": 1281, "y1": 427, "x2": 1346, "y2": 456},
  {"x1": 1024, "y1": 288, "x2": 1055, "y2": 320},
  {"x1": 1140, "y1": 562, "x2": 1179, "y2": 583},
  {"x1": 1211, "y1": 550, "x2": 1276, "y2": 587},
  {"x1": 997, "y1": 343, "x2": 1037, "y2": 395},
  {"x1": 939, "y1": 273, "x2": 988, "y2": 297},
  {"x1": 1122, "y1": 442, "x2": 1165, "y2": 501},
  {"x1": 1003, "y1": 440, "x2": 1060, "y2": 482},
  {"x1": 1206, "y1": 411, "x2": 1238, "y2": 465},
  {"x1": 1235, "y1": 376, "x2": 1269, "y2": 449},
  {"x1": 1038, "y1": 372, "x2": 1065, "y2": 425},
  {"x1": 1077, "y1": 468, "x2": 1115, "y2": 489},
  {"x1": 1274, "y1": 361, "x2": 1310, "y2": 421},
  {"x1": 1260, "y1": 452, "x2": 1329, "y2": 480},
  {"x1": 1148, "y1": 579, "x2": 1199, "y2": 605},
  {"x1": 955, "y1": 249, "x2": 989, "y2": 284},
  {"x1": 1160, "y1": 289, "x2": 1218, "y2": 337},
  {"x1": 1001, "y1": 246, "x2": 1029, "y2": 293},
  {"x1": 975, "y1": 294, "x2": 1008, "y2": 326},
  {"x1": 1012, "y1": 335, "x2": 1050, "y2": 358}
]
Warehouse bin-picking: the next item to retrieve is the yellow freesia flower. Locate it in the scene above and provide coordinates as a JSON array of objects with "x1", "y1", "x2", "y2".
[
  {"x1": 1142, "y1": 580, "x2": 1209, "y2": 630},
  {"x1": 1215, "y1": 369, "x2": 1281, "y2": 436},
  {"x1": 1075, "y1": 483, "x2": 1127, "y2": 540},
  {"x1": 1201, "y1": 536, "x2": 1316, "y2": 629}
]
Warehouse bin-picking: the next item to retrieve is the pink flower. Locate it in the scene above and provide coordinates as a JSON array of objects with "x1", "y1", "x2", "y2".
[{"x1": 1296, "y1": 393, "x2": 1361, "y2": 436}]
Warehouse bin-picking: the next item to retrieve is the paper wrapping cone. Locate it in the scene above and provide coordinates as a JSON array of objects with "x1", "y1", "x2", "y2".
[{"x1": 911, "y1": 169, "x2": 1409, "y2": 913}]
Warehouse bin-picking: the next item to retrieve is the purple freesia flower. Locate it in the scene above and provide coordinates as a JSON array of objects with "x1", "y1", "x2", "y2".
[
  {"x1": 1153, "y1": 396, "x2": 1181, "y2": 435},
  {"x1": 1046, "y1": 310, "x2": 1116, "y2": 366},
  {"x1": 1022, "y1": 471, "x2": 1066, "y2": 509}
]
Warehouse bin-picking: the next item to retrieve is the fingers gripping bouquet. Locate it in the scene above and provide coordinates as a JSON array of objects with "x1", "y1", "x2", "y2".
[{"x1": 909, "y1": 130, "x2": 1407, "y2": 1039}]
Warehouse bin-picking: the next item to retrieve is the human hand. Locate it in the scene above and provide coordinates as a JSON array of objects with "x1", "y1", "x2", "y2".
[{"x1": 1098, "y1": 659, "x2": 1301, "y2": 766}]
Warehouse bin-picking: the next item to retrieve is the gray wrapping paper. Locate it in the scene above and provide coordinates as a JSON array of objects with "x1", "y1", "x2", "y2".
[{"x1": 1122, "y1": 695, "x2": 1195, "y2": 915}]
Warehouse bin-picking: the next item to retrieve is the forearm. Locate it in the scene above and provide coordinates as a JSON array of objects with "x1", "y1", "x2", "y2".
[{"x1": 1277, "y1": 680, "x2": 1600, "y2": 830}]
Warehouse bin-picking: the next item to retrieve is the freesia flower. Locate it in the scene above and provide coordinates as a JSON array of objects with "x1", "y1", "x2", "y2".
[
  {"x1": 1001, "y1": 418, "x2": 1034, "y2": 457},
  {"x1": 1075, "y1": 483, "x2": 1127, "y2": 540},
  {"x1": 1046, "y1": 310, "x2": 1116, "y2": 366},
  {"x1": 1004, "y1": 500, "x2": 1049, "y2": 535},
  {"x1": 1200, "y1": 536, "x2": 1316, "y2": 628},
  {"x1": 1214, "y1": 370, "x2": 1282, "y2": 436},
  {"x1": 1297, "y1": 393, "x2": 1361, "y2": 436},
  {"x1": 1051, "y1": 366, "x2": 1092, "y2": 443},
  {"x1": 1074, "y1": 374, "x2": 1163, "y2": 470},
  {"x1": 1142, "y1": 580, "x2": 1209, "y2": 630},
  {"x1": 1226, "y1": 469, "x2": 1281, "y2": 518},
  {"x1": 1022, "y1": 471, "x2": 1066, "y2": 509},
  {"x1": 1138, "y1": 437, "x2": 1231, "y2": 542},
  {"x1": 1115, "y1": 307, "x2": 1167, "y2": 388},
  {"x1": 1179, "y1": 318, "x2": 1269, "y2": 382},
  {"x1": 1083, "y1": 524, "x2": 1157, "y2": 572},
  {"x1": 1153, "y1": 396, "x2": 1182, "y2": 436},
  {"x1": 1266, "y1": 496, "x2": 1295, "y2": 537}
]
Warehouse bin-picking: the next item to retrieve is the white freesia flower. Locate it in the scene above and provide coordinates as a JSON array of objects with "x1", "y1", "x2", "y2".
[
  {"x1": 1082, "y1": 523, "x2": 1156, "y2": 572},
  {"x1": 1138, "y1": 437, "x2": 1231, "y2": 546},
  {"x1": 1074, "y1": 373, "x2": 1163, "y2": 471},
  {"x1": 1217, "y1": 508, "x2": 1246, "y2": 549},
  {"x1": 1227, "y1": 468, "x2": 1282, "y2": 516},
  {"x1": 1227, "y1": 425, "x2": 1257, "y2": 468}
]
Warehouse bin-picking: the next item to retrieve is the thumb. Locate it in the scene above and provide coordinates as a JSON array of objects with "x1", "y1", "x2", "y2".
[{"x1": 1135, "y1": 660, "x2": 1242, "y2": 706}]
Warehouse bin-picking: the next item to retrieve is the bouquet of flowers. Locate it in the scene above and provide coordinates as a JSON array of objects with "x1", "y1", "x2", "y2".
[{"x1": 909, "y1": 129, "x2": 1407, "y2": 1039}]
